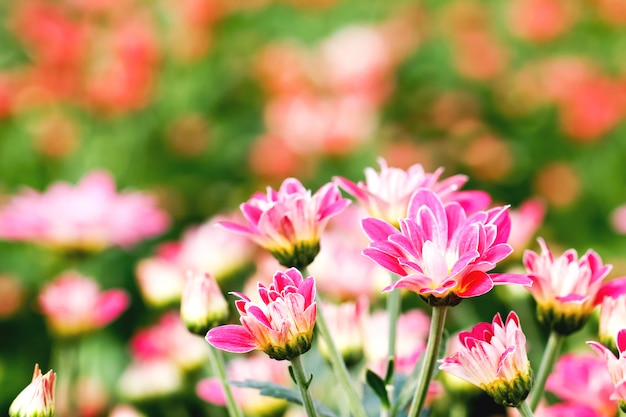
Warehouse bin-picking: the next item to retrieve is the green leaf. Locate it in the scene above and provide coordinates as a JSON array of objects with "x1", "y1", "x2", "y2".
[
  {"x1": 384, "y1": 358, "x2": 395, "y2": 385},
  {"x1": 230, "y1": 380, "x2": 339, "y2": 417},
  {"x1": 366, "y1": 369, "x2": 390, "y2": 409}
]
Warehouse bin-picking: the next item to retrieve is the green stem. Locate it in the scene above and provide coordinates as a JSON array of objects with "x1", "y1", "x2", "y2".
[
  {"x1": 52, "y1": 339, "x2": 80, "y2": 417},
  {"x1": 407, "y1": 306, "x2": 449, "y2": 417},
  {"x1": 315, "y1": 298, "x2": 369, "y2": 417},
  {"x1": 387, "y1": 284, "x2": 401, "y2": 363},
  {"x1": 528, "y1": 331, "x2": 564, "y2": 411},
  {"x1": 207, "y1": 346, "x2": 244, "y2": 417},
  {"x1": 386, "y1": 279, "x2": 401, "y2": 412},
  {"x1": 517, "y1": 401, "x2": 535, "y2": 417},
  {"x1": 290, "y1": 355, "x2": 319, "y2": 417}
]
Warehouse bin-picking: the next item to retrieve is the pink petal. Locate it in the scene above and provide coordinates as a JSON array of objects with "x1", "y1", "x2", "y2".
[
  {"x1": 206, "y1": 325, "x2": 257, "y2": 353},
  {"x1": 362, "y1": 217, "x2": 398, "y2": 241},
  {"x1": 385, "y1": 273, "x2": 432, "y2": 293},
  {"x1": 491, "y1": 273, "x2": 533, "y2": 286},
  {"x1": 333, "y1": 176, "x2": 369, "y2": 201},
  {"x1": 456, "y1": 270, "x2": 493, "y2": 298},
  {"x1": 363, "y1": 247, "x2": 406, "y2": 276},
  {"x1": 594, "y1": 277, "x2": 626, "y2": 305},
  {"x1": 618, "y1": 329, "x2": 626, "y2": 354},
  {"x1": 94, "y1": 290, "x2": 130, "y2": 327}
]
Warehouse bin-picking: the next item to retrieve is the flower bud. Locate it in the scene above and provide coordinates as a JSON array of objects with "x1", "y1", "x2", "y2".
[
  {"x1": 9, "y1": 364, "x2": 56, "y2": 417},
  {"x1": 180, "y1": 271, "x2": 229, "y2": 336}
]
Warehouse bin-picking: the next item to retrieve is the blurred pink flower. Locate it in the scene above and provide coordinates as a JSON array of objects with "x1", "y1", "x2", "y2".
[
  {"x1": 207, "y1": 268, "x2": 316, "y2": 361},
  {"x1": 0, "y1": 170, "x2": 169, "y2": 252},
  {"x1": 335, "y1": 157, "x2": 491, "y2": 227},
  {"x1": 557, "y1": 75, "x2": 625, "y2": 142},
  {"x1": 364, "y1": 308, "x2": 430, "y2": 375},
  {"x1": 108, "y1": 404, "x2": 146, "y2": 417},
  {"x1": 135, "y1": 242, "x2": 185, "y2": 308},
  {"x1": 546, "y1": 353, "x2": 616, "y2": 417},
  {"x1": 219, "y1": 178, "x2": 350, "y2": 269},
  {"x1": 507, "y1": 198, "x2": 546, "y2": 256},
  {"x1": 38, "y1": 271, "x2": 129, "y2": 338},
  {"x1": 588, "y1": 329, "x2": 626, "y2": 412},
  {"x1": 130, "y1": 311, "x2": 209, "y2": 371},
  {"x1": 439, "y1": 312, "x2": 532, "y2": 407},
  {"x1": 176, "y1": 214, "x2": 258, "y2": 282},
  {"x1": 523, "y1": 237, "x2": 625, "y2": 334},
  {"x1": 318, "y1": 298, "x2": 369, "y2": 366},
  {"x1": 84, "y1": 16, "x2": 159, "y2": 115},
  {"x1": 610, "y1": 204, "x2": 626, "y2": 235},
  {"x1": 507, "y1": 0, "x2": 577, "y2": 43},
  {"x1": 9, "y1": 364, "x2": 56, "y2": 417},
  {"x1": 363, "y1": 188, "x2": 529, "y2": 306},
  {"x1": 308, "y1": 223, "x2": 387, "y2": 302},
  {"x1": 196, "y1": 353, "x2": 290, "y2": 416},
  {"x1": 117, "y1": 358, "x2": 183, "y2": 402},
  {"x1": 265, "y1": 93, "x2": 378, "y2": 157}
]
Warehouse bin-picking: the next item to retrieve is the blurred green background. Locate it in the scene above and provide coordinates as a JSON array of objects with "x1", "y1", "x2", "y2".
[{"x1": 1, "y1": 0, "x2": 626, "y2": 415}]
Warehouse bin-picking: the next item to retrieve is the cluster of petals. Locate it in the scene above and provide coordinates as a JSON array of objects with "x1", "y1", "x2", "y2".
[
  {"x1": 0, "y1": 171, "x2": 169, "y2": 252},
  {"x1": 588, "y1": 329, "x2": 626, "y2": 411},
  {"x1": 363, "y1": 188, "x2": 529, "y2": 305},
  {"x1": 439, "y1": 312, "x2": 532, "y2": 407},
  {"x1": 38, "y1": 271, "x2": 129, "y2": 338},
  {"x1": 9, "y1": 364, "x2": 56, "y2": 417},
  {"x1": 523, "y1": 237, "x2": 625, "y2": 334},
  {"x1": 335, "y1": 157, "x2": 491, "y2": 227},
  {"x1": 206, "y1": 268, "x2": 316, "y2": 361},
  {"x1": 219, "y1": 178, "x2": 350, "y2": 269}
]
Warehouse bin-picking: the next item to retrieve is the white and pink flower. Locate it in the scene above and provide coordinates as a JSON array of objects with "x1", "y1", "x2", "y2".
[
  {"x1": 207, "y1": 268, "x2": 316, "y2": 361},
  {"x1": 219, "y1": 178, "x2": 350, "y2": 269},
  {"x1": 440, "y1": 311, "x2": 532, "y2": 407},
  {"x1": 363, "y1": 188, "x2": 530, "y2": 306},
  {"x1": 523, "y1": 238, "x2": 625, "y2": 334}
]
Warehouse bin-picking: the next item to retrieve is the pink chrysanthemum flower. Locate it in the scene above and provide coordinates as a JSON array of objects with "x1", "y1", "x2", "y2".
[
  {"x1": 9, "y1": 364, "x2": 56, "y2": 417},
  {"x1": 219, "y1": 178, "x2": 350, "y2": 269},
  {"x1": 38, "y1": 271, "x2": 130, "y2": 338},
  {"x1": 363, "y1": 188, "x2": 530, "y2": 306},
  {"x1": 440, "y1": 312, "x2": 533, "y2": 408},
  {"x1": 207, "y1": 268, "x2": 316, "y2": 361},
  {"x1": 523, "y1": 237, "x2": 626, "y2": 334},
  {"x1": 335, "y1": 157, "x2": 491, "y2": 227},
  {"x1": 588, "y1": 329, "x2": 626, "y2": 413},
  {"x1": 0, "y1": 171, "x2": 169, "y2": 252}
]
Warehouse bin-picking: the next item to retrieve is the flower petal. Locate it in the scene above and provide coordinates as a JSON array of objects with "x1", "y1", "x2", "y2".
[{"x1": 206, "y1": 325, "x2": 257, "y2": 353}]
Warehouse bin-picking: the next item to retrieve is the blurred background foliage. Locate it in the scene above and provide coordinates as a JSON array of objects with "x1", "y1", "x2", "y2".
[{"x1": 1, "y1": 0, "x2": 626, "y2": 415}]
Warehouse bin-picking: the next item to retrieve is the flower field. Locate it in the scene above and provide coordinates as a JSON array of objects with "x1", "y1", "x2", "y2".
[{"x1": 2, "y1": 0, "x2": 626, "y2": 416}]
